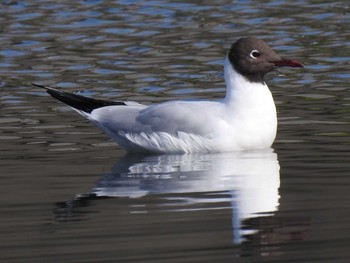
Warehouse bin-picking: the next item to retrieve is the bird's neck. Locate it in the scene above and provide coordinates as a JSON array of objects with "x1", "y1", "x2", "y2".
[
  {"x1": 223, "y1": 56, "x2": 270, "y2": 105},
  {"x1": 222, "y1": 56, "x2": 277, "y2": 149}
]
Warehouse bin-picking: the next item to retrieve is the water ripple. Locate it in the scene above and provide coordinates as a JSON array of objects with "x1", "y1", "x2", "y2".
[{"x1": 1, "y1": 0, "x2": 350, "y2": 262}]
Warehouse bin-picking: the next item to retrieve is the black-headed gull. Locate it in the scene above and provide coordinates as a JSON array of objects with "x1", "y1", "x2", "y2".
[{"x1": 35, "y1": 37, "x2": 303, "y2": 153}]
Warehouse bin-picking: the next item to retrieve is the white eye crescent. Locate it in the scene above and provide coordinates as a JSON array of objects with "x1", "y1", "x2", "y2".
[{"x1": 250, "y1": 50, "x2": 260, "y2": 59}]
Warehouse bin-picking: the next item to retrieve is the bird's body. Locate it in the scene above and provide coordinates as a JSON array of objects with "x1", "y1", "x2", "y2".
[{"x1": 36, "y1": 37, "x2": 302, "y2": 153}]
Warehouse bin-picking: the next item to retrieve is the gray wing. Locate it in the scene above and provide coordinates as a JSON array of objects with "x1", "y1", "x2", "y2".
[{"x1": 91, "y1": 100, "x2": 224, "y2": 136}]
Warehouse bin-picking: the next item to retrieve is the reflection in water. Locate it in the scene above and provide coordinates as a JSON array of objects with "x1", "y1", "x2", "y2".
[{"x1": 56, "y1": 149, "x2": 281, "y2": 245}]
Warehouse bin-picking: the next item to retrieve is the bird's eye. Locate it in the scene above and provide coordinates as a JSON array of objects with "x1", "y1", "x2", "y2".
[{"x1": 250, "y1": 50, "x2": 260, "y2": 59}]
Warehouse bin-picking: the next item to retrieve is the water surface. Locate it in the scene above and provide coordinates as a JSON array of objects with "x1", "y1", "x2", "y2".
[{"x1": 1, "y1": 1, "x2": 350, "y2": 262}]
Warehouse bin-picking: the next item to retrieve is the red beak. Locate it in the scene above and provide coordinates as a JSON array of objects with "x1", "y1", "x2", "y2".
[{"x1": 273, "y1": 58, "x2": 304, "y2": 68}]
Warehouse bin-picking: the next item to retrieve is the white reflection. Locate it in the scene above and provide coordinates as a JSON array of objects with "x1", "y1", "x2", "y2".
[{"x1": 90, "y1": 148, "x2": 280, "y2": 244}]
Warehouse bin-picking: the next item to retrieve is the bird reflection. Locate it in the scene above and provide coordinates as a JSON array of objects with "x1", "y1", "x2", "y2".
[{"x1": 55, "y1": 148, "x2": 281, "y2": 245}]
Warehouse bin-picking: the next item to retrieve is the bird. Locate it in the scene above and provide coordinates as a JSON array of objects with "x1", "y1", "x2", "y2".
[{"x1": 34, "y1": 37, "x2": 303, "y2": 153}]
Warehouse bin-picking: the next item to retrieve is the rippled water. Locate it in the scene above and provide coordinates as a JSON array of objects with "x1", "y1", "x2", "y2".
[{"x1": 1, "y1": 1, "x2": 350, "y2": 262}]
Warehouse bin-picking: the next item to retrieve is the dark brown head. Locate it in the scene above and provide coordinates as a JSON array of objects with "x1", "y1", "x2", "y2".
[{"x1": 228, "y1": 37, "x2": 303, "y2": 83}]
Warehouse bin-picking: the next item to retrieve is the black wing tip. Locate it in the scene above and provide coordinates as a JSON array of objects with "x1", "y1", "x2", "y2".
[
  {"x1": 32, "y1": 83, "x2": 46, "y2": 89},
  {"x1": 33, "y1": 83, "x2": 127, "y2": 113},
  {"x1": 32, "y1": 83, "x2": 60, "y2": 94},
  {"x1": 32, "y1": 83, "x2": 50, "y2": 90}
]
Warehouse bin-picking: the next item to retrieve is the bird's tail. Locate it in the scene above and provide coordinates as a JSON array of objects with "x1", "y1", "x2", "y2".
[{"x1": 33, "y1": 83, "x2": 126, "y2": 113}]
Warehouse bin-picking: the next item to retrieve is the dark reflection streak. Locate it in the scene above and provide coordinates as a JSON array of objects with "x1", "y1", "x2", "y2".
[{"x1": 54, "y1": 194, "x2": 107, "y2": 223}]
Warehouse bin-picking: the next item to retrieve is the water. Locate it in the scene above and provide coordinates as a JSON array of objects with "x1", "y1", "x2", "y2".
[{"x1": 1, "y1": 0, "x2": 350, "y2": 262}]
